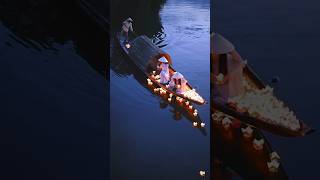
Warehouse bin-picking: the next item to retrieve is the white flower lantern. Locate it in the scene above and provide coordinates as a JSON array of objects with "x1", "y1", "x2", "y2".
[
  {"x1": 253, "y1": 139, "x2": 264, "y2": 150},
  {"x1": 267, "y1": 159, "x2": 280, "y2": 173},
  {"x1": 241, "y1": 126, "x2": 253, "y2": 138},
  {"x1": 270, "y1": 152, "x2": 280, "y2": 161},
  {"x1": 222, "y1": 117, "x2": 232, "y2": 129}
]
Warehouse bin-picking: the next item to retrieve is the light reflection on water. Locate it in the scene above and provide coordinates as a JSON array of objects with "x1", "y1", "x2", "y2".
[{"x1": 110, "y1": 0, "x2": 210, "y2": 179}]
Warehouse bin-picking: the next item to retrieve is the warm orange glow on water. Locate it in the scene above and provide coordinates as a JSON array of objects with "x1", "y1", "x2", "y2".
[{"x1": 212, "y1": 111, "x2": 288, "y2": 179}]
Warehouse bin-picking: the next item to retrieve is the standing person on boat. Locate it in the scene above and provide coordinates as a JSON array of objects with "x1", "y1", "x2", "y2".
[
  {"x1": 121, "y1": 17, "x2": 134, "y2": 41},
  {"x1": 211, "y1": 33, "x2": 246, "y2": 102},
  {"x1": 169, "y1": 72, "x2": 188, "y2": 94},
  {"x1": 157, "y1": 56, "x2": 170, "y2": 84}
]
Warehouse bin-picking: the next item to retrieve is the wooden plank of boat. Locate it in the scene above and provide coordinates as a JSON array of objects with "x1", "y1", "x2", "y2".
[
  {"x1": 117, "y1": 33, "x2": 206, "y2": 105},
  {"x1": 212, "y1": 65, "x2": 314, "y2": 137}
]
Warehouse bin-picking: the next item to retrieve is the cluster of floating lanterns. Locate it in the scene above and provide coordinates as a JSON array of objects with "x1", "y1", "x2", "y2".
[
  {"x1": 267, "y1": 151, "x2": 280, "y2": 173},
  {"x1": 183, "y1": 89, "x2": 205, "y2": 104},
  {"x1": 228, "y1": 85, "x2": 300, "y2": 130},
  {"x1": 212, "y1": 111, "x2": 268, "y2": 149},
  {"x1": 147, "y1": 78, "x2": 153, "y2": 86},
  {"x1": 212, "y1": 111, "x2": 281, "y2": 173},
  {"x1": 212, "y1": 111, "x2": 233, "y2": 130},
  {"x1": 176, "y1": 96, "x2": 184, "y2": 103},
  {"x1": 147, "y1": 77, "x2": 200, "y2": 118},
  {"x1": 193, "y1": 122, "x2": 205, "y2": 127}
]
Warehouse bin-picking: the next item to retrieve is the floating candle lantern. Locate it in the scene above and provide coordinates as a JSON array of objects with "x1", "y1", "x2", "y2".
[
  {"x1": 168, "y1": 97, "x2": 172, "y2": 102},
  {"x1": 212, "y1": 112, "x2": 224, "y2": 123},
  {"x1": 199, "y1": 171, "x2": 206, "y2": 177},
  {"x1": 185, "y1": 101, "x2": 190, "y2": 106},
  {"x1": 216, "y1": 73, "x2": 224, "y2": 83},
  {"x1": 152, "y1": 71, "x2": 156, "y2": 74},
  {"x1": 267, "y1": 160, "x2": 280, "y2": 173},
  {"x1": 222, "y1": 117, "x2": 232, "y2": 129},
  {"x1": 160, "y1": 89, "x2": 166, "y2": 95},
  {"x1": 253, "y1": 138, "x2": 264, "y2": 150},
  {"x1": 200, "y1": 123, "x2": 205, "y2": 127},
  {"x1": 169, "y1": 94, "x2": 173, "y2": 98},
  {"x1": 125, "y1": 43, "x2": 131, "y2": 49},
  {"x1": 193, "y1": 122, "x2": 198, "y2": 127},
  {"x1": 241, "y1": 126, "x2": 253, "y2": 138},
  {"x1": 270, "y1": 152, "x2": 280, "y2": 161}
]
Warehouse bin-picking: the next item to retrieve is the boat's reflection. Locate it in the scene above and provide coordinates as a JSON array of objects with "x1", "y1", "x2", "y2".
[
  {"x1": 111, "y1": 39, "x2": 207, "y2": 136},
  {"x1": 212, "y1": 115, "x2": 288, "y2": 179}
]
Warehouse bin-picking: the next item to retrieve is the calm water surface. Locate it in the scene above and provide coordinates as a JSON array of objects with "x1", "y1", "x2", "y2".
[
  {"x1": 0, "y1": 1, "x2": 108, "y2": 179},
  {"x1": 214, "y1": 0, "x2": 320, "y2": 179},
  {"x1": 110, "y1": 0, "x2": 210, "y2": 179}
]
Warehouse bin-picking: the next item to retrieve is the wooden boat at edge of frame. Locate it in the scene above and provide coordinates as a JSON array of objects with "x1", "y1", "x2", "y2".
[{"x1": 212, "y1": 65, "x2": 315, "y2": 137}]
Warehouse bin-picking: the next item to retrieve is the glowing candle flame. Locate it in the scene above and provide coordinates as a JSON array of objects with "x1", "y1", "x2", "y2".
[
  {"x1": 199, "y1": 171, "x2": 206, "y2": 177},
  {"x1": 125, "y1": 43, "x2": 131, "y2": 49}
]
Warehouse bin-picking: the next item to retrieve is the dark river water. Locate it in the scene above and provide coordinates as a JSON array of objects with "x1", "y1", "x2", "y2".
[
  {"x1": 110, "y1": 0, "x2": 210, "y2": 179},
  {"x1": 214, "y1": 0, "x2": 320, "y2": 179},
  {"x1": 0, "y1": 1, "x2": 108, "y2": 179}
]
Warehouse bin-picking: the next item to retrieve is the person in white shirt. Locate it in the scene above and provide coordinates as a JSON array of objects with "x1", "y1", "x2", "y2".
[{"x1": 157, "y1": 57, "x2": 170, "y2": 84}]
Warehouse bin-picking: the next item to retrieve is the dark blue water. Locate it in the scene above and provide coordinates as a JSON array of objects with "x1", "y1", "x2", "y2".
[
  {"x1": 214, "y1": 0, "x2": 320, "y2": 179},
  {"x1": 110, "y1": 0, "x2": 210, "y2": 179},
  {"x1": 0, "y1": 1, "x2": 108, "y2": 179}
]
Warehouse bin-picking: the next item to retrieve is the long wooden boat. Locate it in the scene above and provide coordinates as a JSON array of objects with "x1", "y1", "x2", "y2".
[
  {"x1": 212, "y1": 65, "x2": 314, "y2": 137},
  {"x1": 117, "y1": 33, "x2": 206, "y2": 105}
]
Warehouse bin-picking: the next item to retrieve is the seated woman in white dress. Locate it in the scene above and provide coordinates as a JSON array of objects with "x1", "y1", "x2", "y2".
[
  {"x1": 211, "y1": 33, "x2": 246, "y2": 102},
  {"x1": 157, "y1": 57, "x2": 170, "y2": 84},
  {"x1": 169, "y1": 72, "x2": 188, "y2": 94}
]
